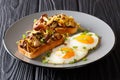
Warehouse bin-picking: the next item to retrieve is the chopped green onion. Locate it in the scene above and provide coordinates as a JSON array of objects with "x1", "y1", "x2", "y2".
[
  {"x1": 40, "y1": 38, "x2": 44, "y2": 43},
  {"x1": 84, "y1": 30, "x2": 89, "y2": 33},
  {"x1": 88, "y1": 34, "x2": 92, "y2": 36},
  {"x1": 82, "y1": 57, "x2": 87, "y2": 61},
  {"x1": 45, "y1": 29, "x2": 49, "y2": 34},
  {"x1": 82, "y1": 31, "x2": 89, "y2": 35},
  {"x1": 49, "y1": 30, "x2": 54, "y2": 34},
  {"x1": 74, "y1": 59, "x2": 77, "y2": 62},
  {"x1": 83, "y1": 46, "x2": 86, "y2": 49},
  {"x1": 60, "y1": 48, "x2": 68, "y2": 54},
  {"x1": 42, "y1": 59, "x2": 48, "y2": 64},
  {"x1": 26, "y1": 31, "x2": 31, "y2": 34},
  {"x1": 69, "y1": 61, "x2": 74, "y2": 64},
  {"x1": 64, "y1": 50, "x2": 69, "y2": 53},
  {"x1": 16, "y1": 41, "x2": 19, "y2": 44},
  {"x1": 60, "y1": 49, "x2": 65, "y2": 54},
  {"x1": 22, "y1": 34, "x2": 26, "y2": 39},
  {"x1": 73, "y1": 46, "x2": 78, "y2": 49},
  {"x1": 66, "y1": 33, "x2": 69, "y2": 37},
  {"x1": 77, "y1": 26, "x2": 82, "y2": 32},
  {"x1": 69, "y1": 59, "x2": 77, "y2": 64},
  {"x1": 46, "y1": 51, "x2": 51, "y2": 57},
  {"x1": 33, "y1": 19, "x2": 37, "y2": 23},
  {"x1": 62, "y1": 34, "x2": 68, "y2": 41},
  {"x1": 64, "y1": 37, "x2": 68, "y2": 41}
]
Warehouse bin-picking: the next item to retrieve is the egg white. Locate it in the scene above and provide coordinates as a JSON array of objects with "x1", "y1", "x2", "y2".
[
  {"x1": 44, "y1": 45, "x2": 88, "y2": 64},
  {"x1": 69, "y1": 32, "x2": 99, "y2": 50}
]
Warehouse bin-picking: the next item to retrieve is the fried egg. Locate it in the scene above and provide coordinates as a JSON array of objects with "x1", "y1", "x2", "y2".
[
  {"x1": 43, "y1": 45, "x2": 88, "y2": 64},
  {"x1": 69, "y1": 32, "x2": 99, "y2": 50},
  {"x1": 42, "y1": 32, "x2": 100, "y2": 64}
]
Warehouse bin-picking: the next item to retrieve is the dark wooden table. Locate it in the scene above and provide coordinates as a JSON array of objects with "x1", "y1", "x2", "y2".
[{"x1": 0, "y1": 0, "x2": 120, "y2": 80}]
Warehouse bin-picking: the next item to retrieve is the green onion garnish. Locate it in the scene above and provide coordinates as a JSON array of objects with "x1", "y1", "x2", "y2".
[
  {"x1": 81, "y1": 31, "x2": 89, "y2": 35},
  {"x1": 16, "y1": 41, "x2": 19, "y2": 44},
  {"x1": 40, "y1": 38, "x2": 44, "y2": 43},
  {"x1": 33, "y1": 19, "x2": 37, "y2": 23},
  {"x1": 69, "y1": 59, "x2": 77, "y2": 64},
  {"x1": 22, "y1": 34, "x2": 26, "y2": 39},
  {"x1": 82, "y1": 58, "x2": 87, "y2": 61},
  {"x1": 45, "y1": 29, "x2": 49, "y2": 34},
  {"x1": 88, "y1": 34, "x2": 92, "y2": 36},
  {"x1": 73, "y1": 46, "x2": 78, "y2": 49},
  {"x1": 46, "y1": 51, "x2": 51, "y2": 57},
  {"x1": 42, "y1": 59, "x2": 48, "y2": 64},
  {"x1": 83, "y1": 46, "x2": 86, "y2": 49}
]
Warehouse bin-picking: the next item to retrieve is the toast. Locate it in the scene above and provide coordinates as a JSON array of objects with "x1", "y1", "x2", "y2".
[
  {"x1": 18, "y1": 36, "x2": 64, "y2": 58},
  {"x1": 17, "y1": 13, "x2": 81, "y2": 58}
]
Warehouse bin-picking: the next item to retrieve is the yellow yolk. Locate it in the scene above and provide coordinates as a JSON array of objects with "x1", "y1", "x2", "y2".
[
  {"x1": 61, "y1": 47, "x2": 75, "y2": 59},
  {"x1": 75, "y1": 35, "x2": 94, "y2": 44}
]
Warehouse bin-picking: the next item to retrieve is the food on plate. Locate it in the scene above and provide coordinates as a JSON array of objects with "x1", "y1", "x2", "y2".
[
  {"x1": 17, "y1": 13, "x2": 100, "y2": 64},
  {"x1": 69, "y1": 32, "x2": 100, "y2": 50},
  {"x1": 33, "y1": 14, "x2": 80, "y2": 34},
  {"x1": 42, "y1": 32, "x2": 100, "y2": 64},
  {"x1": 17, "y1": 14, "x2": 81, "y2": 58}
]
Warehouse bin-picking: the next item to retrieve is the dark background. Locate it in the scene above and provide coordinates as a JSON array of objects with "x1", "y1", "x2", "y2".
[{"x1": 0, "y1": 0, "x2": 120, "y2": 80}]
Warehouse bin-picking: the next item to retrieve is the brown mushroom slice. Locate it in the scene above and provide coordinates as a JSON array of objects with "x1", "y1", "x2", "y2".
[{"x1": 33, "y1": 21, "x2": 46, "y2": 31}]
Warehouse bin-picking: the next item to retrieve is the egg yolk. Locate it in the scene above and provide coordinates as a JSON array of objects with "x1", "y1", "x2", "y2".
[
  {"x1": 61, "y1": 47, "x2": 75, "y2": 59},
  {"x1": 75, "y1": 35, "x2": 94, "y2": 44}
]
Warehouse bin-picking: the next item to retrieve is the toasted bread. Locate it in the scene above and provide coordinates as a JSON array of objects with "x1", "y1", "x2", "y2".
[
  {"x1": 18, "y1": 13, "x2": 80, "y2": 58},
  {"x1": 18, "y1": 37, "x2": 64, "y2": 58},
  {"x1": 18, "y1": 26, "x2": 78, "y2": 58}
]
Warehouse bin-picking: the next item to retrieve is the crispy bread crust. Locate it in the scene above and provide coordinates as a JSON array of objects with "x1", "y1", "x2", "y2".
[
  {"x1": 18, "y1": 37, "x2": 65, "y2": 58},
  {"x1": 18, "y1": 18, "x2": 78, "y2": 58}
]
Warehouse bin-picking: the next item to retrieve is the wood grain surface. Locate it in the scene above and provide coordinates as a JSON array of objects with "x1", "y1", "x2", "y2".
[{"x1": 0, "y1": 0, "x2": 120, "y2": 80}]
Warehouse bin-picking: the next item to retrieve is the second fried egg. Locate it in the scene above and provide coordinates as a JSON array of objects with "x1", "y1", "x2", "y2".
[{"x1": 43, "y1": 45, "x2": 88, "y2": 64}]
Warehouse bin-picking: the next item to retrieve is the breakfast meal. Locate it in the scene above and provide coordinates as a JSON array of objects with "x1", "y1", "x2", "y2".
[{"x1": 17, "y1": 13, "x2": 100, "y2": 64}]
